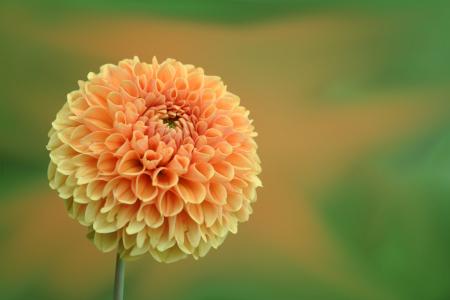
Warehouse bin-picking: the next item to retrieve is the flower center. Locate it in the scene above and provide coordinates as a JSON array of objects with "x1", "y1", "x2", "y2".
[{"x1": 163, "y1": 117, "x2": 179, "y2": 129}]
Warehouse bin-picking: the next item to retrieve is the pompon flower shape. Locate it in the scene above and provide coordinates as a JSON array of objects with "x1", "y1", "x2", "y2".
[{"x1": 47, "y1": 57, "x2": 261, "y2": 263}]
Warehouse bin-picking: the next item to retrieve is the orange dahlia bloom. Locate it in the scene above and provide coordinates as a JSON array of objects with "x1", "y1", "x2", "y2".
[{"x1": 47, "y1": 57, "x2": 261, "y2": 263}]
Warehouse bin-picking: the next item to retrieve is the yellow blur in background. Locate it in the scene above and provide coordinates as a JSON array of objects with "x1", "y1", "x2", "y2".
[{"x1": 1, "y1": 1, "x2": 449, "y2": 299}]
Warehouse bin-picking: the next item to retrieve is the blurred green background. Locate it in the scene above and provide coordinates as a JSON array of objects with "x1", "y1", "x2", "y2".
[{"x1": 1, "y1": 1, "x2": 449, "y2": 299}]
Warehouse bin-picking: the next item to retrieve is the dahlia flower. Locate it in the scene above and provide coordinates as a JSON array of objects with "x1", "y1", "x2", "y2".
[{"x1": 47, "y1": 56, "x2": 261, "y2": 263}]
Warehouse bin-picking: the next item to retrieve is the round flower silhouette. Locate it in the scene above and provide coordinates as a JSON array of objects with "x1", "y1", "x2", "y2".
[{"x1": 47, "y1": 57, "x2": 261, "y2": 263}]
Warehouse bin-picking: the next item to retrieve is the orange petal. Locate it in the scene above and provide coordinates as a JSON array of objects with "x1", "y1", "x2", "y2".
[
  {"x1": 212, "y1": 161, "x2": 235, "y2": 182},
  {"x1": 183, "y1": 162, "x2": 214, "y2": 182},
  {"x1": 192, "y1": 145, "x2": 215, "y2": 162},
  {"x1": 116, "y1": 204, "x2": 137, "y2": 228},
  {"x1": 75, "y1": 165, "x2": 98, "y2": 185},
  {"x1": 224, "y1": 191, "x2": 243, "y2": 212},
  {"x1": 226, "y1": 152, "x2": 253, "y2": 170},
  {"x1": 80, "y1": 131, "x2": 109, "y2": 147},
  {"x1": 223, "y1": 213, "x2": 238, "y2": 234},
  {"x1": 86, "y1": 180, "x2": 107, "y2": 201},
  {"x1": 153, "y1": 167, "x2": 178, "y2": 189},
  {"x1": 201, "y1": 104, "x2": 217, "y2": 121},
  {"x1": 124, "y1": 101, "x2": 139, "y2": 123},
  {"x1": 117, "y1": 150, "x2": 144, "y2": 176},
  {"x1": 213, "y1": 114, "x2": 233, "y2": 128},
  {"x1": 202, "y1": 201, "x2": 218, "y2": 227},
  {"x1": 67, "y1": 91, "x2": 88, "y2": 116},
  {"x1": 167, "y1": 154, "x2": 190, "y2": 174},
  {"x1": 142, "y1": 150, "x2": 162, "y2": 170},
  {"x1": 105, "y1": 133, "x2": 127, "y2": 152},
  {"x1": 174, "y1": 77, "x2": 187, "y2": 91},
  {"x1": 140, "y1": 204, "x2": 164, "y2": 228},
  {"x1": 216, "y1": 92, "x2": 239, "y2": 110},
  {"x1": 186, "y1": 219, "x2": 201, "y2": 247},
  {"x1": 207, "y1": 182, "x2": 227, "y2": 205},
  {"x1": 120, "y1": 80, "x2": 139, "y2": 98},
  {"x1": 204, "y1": 128, "x2": 222, "y2": 145},
  {"x1": 133, "y1": 173, "x2": 158, "y2": 202},
  {"x1": 200, "y1": 88, "x2": 216, "y2": 103},
  {"x1": 126, "y1": 218, "x2": 146, "y2": 235},
  {"x1": 231, "y1": 113, "x2": 250, "y2": 130},
  {"x1": 157, "y1": 63, "x2": 175, "y2": 83},
  {"x1": 157, "y1": 143, "x2": 175, "y2": 165},
  {"x1": 114, "y1": 178, "x2": 137, "y2": 204},
  {"x1": 85, "y1": 83, "x2": 112, "y2": 107},
  {"x1": 185, "y1": 203, "x2": 204, "y2": 224},
  {"x1": 211, "y1": 141, "x2": 233, "y2": 162},
  {"x1": 97, "y1": 152, "x2": 118, "y2": 175},
  {"x1": 157, "y1": 190, "x2": 183, "y2": 217},
  {"x1": 176, "y1": 178, "x2": 206, "y2": 204},
  {"x1": 225, "y1": 132, "x2": 244, "y2": 147},
  {"x1": 187, "y1": 70, "x2": 204, "y2": 90},
  {"x1": 131, "y1": 131, "x2": 149, "y2": 155},
  {"x1": 82, "y1": 106, "x2": 113, "y2": 131},
  {"x1": 106, "y1": 91, "x2": 124, "y2": 113}
]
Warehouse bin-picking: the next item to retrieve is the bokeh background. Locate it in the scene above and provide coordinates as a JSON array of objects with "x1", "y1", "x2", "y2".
[{"x1": 1, "y1": 1, "x2": 450, "y2": 299}]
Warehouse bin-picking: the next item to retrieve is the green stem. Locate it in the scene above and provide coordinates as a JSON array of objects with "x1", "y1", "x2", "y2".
[{"x1": 113, "y1": 252, "x2": 125, "y2": 300}]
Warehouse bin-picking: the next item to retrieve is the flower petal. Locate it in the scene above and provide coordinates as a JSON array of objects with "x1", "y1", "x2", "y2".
[
  {"x1": 157, "y1": 190, "x2": 184, "y2": 217},
  {"x1": 133, "y1": 173, "x2": 158, "y2": 202},
  {"x1": 117, "y1": 150, "x2": 144, "y2": 176},
  {"x1": 82, "y1": 106, "x2": 113, "y2": 131},
  {"x1": 153, "y1": 167, "x2": 178, "y2": 189},
  {"x1": 186, "y1": 203, "x2": 204, "y2": 224},
  {"x1": 207, "y1": 182, "x2": 227, "y2": 205},
  {"x1": 176, "y1": 179, "x2": 206, "y2": 204}
]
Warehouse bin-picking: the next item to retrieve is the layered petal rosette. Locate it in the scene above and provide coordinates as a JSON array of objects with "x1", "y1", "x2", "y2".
[{"x1": 47, "y1": 57, "x2": 261, "y2": 263}]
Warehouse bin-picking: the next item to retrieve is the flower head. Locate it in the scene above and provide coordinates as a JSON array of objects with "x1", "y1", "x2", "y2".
[{"x1": 47, "y1": 57, "x2": 261, "y2": 263}]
